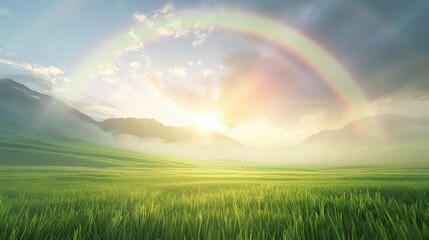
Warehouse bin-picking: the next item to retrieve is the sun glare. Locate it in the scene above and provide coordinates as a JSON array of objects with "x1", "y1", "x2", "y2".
[{"x1": 196, "y1": 112, "x2": 224, "y2": 131}]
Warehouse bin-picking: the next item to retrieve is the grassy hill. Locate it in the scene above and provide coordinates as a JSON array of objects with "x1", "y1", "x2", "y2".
[{"x1": 1, "y1": 128, "x2": 429, "y2": 239}]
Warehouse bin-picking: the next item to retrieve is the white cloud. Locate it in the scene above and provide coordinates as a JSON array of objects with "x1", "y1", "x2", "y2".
[
  {"x1": 149, "y1": 70, "x2": 164, "y2": 79},
  {"x1": 94, "y1": 63, "x2": 117, "y2": 76},
  {"x1": 201, "y1": 69, "x2": 214, "y2": 78},
  {"x1": 129, "y1": 42, "x2": 144, "y2": 51},
  {"x1": 156, "y1": 26, "x2": 174, "y2": 37},
  {"x1": 87, "y1": 102, "x2": 119, "y2": 118},
  {"x1": 174, "y1": 29, "x2": 191, "y2": 38},
  {"x1": 159, "y1": 2, "x2": 173, "y2": 14},
  {"x1": 51, "y1": 86, "x2": 65, "y2": 93},
  {"x1": 192, "y1": 33, "x2": 209, "y2": 47},
  {"x1": 168, "y1": 67, "x2": 187, "y2": 77},
  {"x1": 132, "y1": 2, "x2": 173, "y2": 25},
  {"x1": 128, "y1": 29, "x2": 140, "y2": 41},
  {"x1": 115, "y1": 30, "x2": 144, "y2": 54},
  {"x1": 133, "y1": 12, "x2": 148, "y2": 23},
  {"x1": 188, "y1": 61, "x2": 194, "y2": 66},
  {"x1": 129, "y1": 61, "x2": 141, "y2": 70},
  {"x1": 0, "y1": 58, "x2": 64, "y2": 82},
  {"x1": 130, "y1": 2, "x2": 213, "y2": 49},
  {"x1": 32, "y1": 65, "x2": 63, "y2": 77},
  {"x1": 123, "y1": 41, "x2": 144, "y2": 54},
  {"x1": 141, "y1": 54, "x2": 152, "y2": 67},
  {"x1": 103, "y1": 77, "x2": 119, "y2": 84},
  {"x1": 111, "y1": 29, "x2": 144, "y2": 57}
]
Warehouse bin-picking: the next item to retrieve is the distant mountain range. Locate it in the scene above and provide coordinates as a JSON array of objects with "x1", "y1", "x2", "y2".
[
  {"x1": 0, "y1": 78, "x2": 240, "y2": 145},
  {"x1": 2, "y1": 77, "x2": 428, "y2": 149},
  {"x1": 302, "y1": 114, "x2": 429, "y2": 146},
  {"x1": 99, "y1": 118, "x2": 240, "y2": 145}
]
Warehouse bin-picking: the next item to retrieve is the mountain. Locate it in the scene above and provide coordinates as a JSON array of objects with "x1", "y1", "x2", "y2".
[
  {"x1": 302, "y1": 114, "x2": 429, "y2": 146},
  {"x1": 0, "y1": 78, "x2": 97, "y2": 140},
  {"x1": 0, "y1": 78, "x2": 240, "y2": 145},
  {"x1": 99, "y1": 118, "x2": 241, "y2": 145},
  {"x1": 0, "y1": 78, "x2": 95, "y2": 124}
]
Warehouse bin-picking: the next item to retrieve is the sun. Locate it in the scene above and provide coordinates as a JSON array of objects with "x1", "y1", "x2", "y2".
[{"x1": 195, "y1": 112, "x2": 224, "y2": 131}]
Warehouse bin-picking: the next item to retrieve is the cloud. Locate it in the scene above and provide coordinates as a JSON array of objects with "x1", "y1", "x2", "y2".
[
  {"x1": 201, "y1": 69, "x2": 214, "y2": 78},
  {"x1": 0, "y1": 58, "x2": 64, "y2": 83},
  {"x1": 133, "y1": 2, "x2": 174, "y2": 25},
  {"x1": 93, "y1": 63, "x2": 118, "y2": 76},
  {"x1": 124, "y1": 41, "x2": 144, "y2": 53},
  {"x1": 103, "y1": 77, "x2": 120, "y2": 85},
  {"x1": 129, "y1": 61, "x2": 141, "y2": 70},
  {"x1": 192, "y1": 33, "x2": 209, "y2": 47},
  {"x1": 130, "y1": 2, "x2": 212, "y2": 48},
  {"x1": 133, "y1": 12, "x2": 148, "y2": 23},
  {"x1": 0, "y1": 74, "x2": 53, "y2": 92},
  {"x1": 151, "y1": 50, "x2": 341, "y2": 129},
  {"x1": 0, "y1": 7, "x2": 13, "y2": 17},
  {"x1": 50, "y1": 86, "x2": 66, "y2": 93},
  {"x1": 174, "y1": 29, "x2": 191, "y2": 38},
  {"x1": 152, "y1": 70, "x2": 164, "y2": 78},
  {"x1": 168, "y1": 66, "x2": 187, "y2": 77},
  {"x1": 64, "y1": 96, "x2": 120, "y2": 120},
  {"x1": 361, "y1": 56, "x2": 429, "y2": 101},
  {"x1": 107, "y1": 2, "x2": 180, "y2": 71},
  {"x1": 159, "y1": 2, "x2": 173, "y2": 14},
  {"x1": 150, "y1": 78, "x2": 215, "y2": 112},
  {"x1": 140, "y1": 54, "x2": 152, "y2": 68},
  {"x1": 132, "y1": 2, "x2": 174, "y2": 25}
]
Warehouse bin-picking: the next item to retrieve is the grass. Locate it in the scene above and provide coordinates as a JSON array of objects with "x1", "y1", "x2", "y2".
[{"x1": 1, "y1": 129, "x2": 429, "y2": 239}]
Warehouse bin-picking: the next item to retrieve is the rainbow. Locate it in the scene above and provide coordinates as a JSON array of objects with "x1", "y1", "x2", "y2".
[{"x1": 70, "y1": 10, "x2": 383, "y2": 137}]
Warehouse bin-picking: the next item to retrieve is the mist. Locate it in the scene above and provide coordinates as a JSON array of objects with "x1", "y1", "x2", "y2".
[{"x1": 57, "y1": 117, "x2": 428, "y2": 167}]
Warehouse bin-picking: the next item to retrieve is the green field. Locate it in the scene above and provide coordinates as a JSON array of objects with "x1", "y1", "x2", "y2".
[{"x1": 1, "y1": 130, "x2": 429, "y2": 239}]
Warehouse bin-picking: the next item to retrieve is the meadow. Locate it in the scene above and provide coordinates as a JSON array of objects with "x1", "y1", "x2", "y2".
[{"x1": 0, "y1": 129, "x2": 429, "y2": 239}]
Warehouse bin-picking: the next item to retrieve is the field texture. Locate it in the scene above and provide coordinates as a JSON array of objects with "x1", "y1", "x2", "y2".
[{"x1": 0, "y1": 130, "x2": 429, "y2": 239}]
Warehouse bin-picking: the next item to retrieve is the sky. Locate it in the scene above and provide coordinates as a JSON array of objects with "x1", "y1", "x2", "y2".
[{"x1": 1, "y1": 0, "x2": 429, "y2": 146}]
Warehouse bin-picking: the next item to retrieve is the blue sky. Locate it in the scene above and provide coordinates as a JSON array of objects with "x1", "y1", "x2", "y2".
[{"x1": 1, "y1": 0, "x2": 429, "y2": 146}]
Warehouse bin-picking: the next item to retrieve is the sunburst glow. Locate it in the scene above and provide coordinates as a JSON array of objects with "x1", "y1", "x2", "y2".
[{"x1": 195, "y1": 112, "x2": 224, "y2": 131}]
